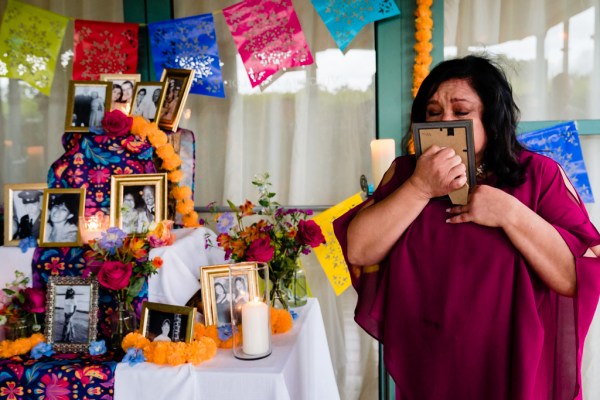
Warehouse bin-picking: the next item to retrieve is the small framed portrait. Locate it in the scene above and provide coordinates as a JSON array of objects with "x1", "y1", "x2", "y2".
[
  {"x1": 130, "y1": 81, "x2": 167, "y2": 123},
  {"x1": 39, "y1": 188, "x2": 86, "y2": 247},
  {"x1": 110, "y1": 173, "x2": 168, "y2": 234},
  {"x1": 158, "y1": 68, "x2": 195, "y2": 132},
  {"x1": 65, "y1": 80, "x2": 112, "y2": 132},
  {"x1": 140, "y1": 301, "x2": 196, "y2": 343},
  {"x1": 45, "y1": 276, "x2": 99, "y2": 353},
  {"x1": 100, "y1": 73, "x2": 142, "y2": 114},
  {"x1": 200, "y1": 262, "x2": 260, "y2": 327},
  {"x1": 3, "y1": 183, "x2": 47, "y2": 246}
]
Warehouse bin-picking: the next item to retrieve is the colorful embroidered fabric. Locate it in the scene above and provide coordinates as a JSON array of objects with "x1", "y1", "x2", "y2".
[
  {"x1": 518, "y1": 121, "x2": 594, "y2": 203},
  {"x1": 311, "y1": 0, "x2": 400, "y2": 52},
  {"x1": 223, "y1": 0, "x2": 314, "y2": 88},
  {"x1": 0, "y1": 352, "x2": 116, "y2": 399},
  {"x1": 0, "y1": 0, "x2": 69, "y2": 95},
  {"x1": 73, "y1": 20, "x2": 139, "y2": 80},
  {"x1": 148, "y1": 14, "x2": 225, "y2": 98}
]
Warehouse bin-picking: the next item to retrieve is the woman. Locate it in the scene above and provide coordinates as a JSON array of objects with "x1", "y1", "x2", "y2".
[
  {"x1": 232, "y1": 277, "x2": 249, "y2": 322},
  {"x1": 153, "y1": 319, "x2": 172, "y2": 342},
  {"x1": 88, "y1": 91, "x2": 104, "y2": 128},
  {"x1": 45, "y1": 195, "x2": 79, "y2": 243},
  {"x1": 61, "y1": 287, "x2": 77, "y2": 342},
  {"x1": 116, "y1": 80, "x2": 134, "y2": 113},
  {"x1": 110, "y1": 84, "x2": 123, "y2": 111},
  {"x1": 121, "y1": 192, "x2": 149, "y2": 234},
  {"x1": 334, "y1": 55, "x2": 600, "y2": 399},
  {"x1": 214, "y1": 282, "x2": 231, "y2": 325}
]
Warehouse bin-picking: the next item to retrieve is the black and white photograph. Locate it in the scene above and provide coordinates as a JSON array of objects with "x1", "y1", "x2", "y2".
[
  {"x1": 45, "y1": 277, "x2": 99, "y2": 353},
  {"x1": 64, "y1": 81, "x2": 112, "y2": 133},
  {"x1": 130, "y1": 81, "x2": 166, "y2": 123},
  {"x1": 100, "y1": 74, "x2": 141, "y2": 114},
  {"x1": 140, "y1": 302, "x2": 196, "y2": 343},
  {"x1": 158, "y1": 69, "x2": 194, "y2": 132},
  {"x1": 3, "y1": 183, "x2": 47, "y2": 246},
  {"x1": 39, "y1": 188, "x2": 85, "y2": 247},
  {"x1": 110, "y1": 174, "x2": 167, "y2": 232}
]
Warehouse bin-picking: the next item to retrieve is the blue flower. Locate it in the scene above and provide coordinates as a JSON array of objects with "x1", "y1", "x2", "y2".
[
  {"x1": 216, "y1": 213, "x2": 235, "y2": 234},
  {"x1": 99, "y1": 227, "x2": 127, "y2": 255},
  {"x1": 290, "y1": 309, "x2": 298, "y2": 320},
  {"x1": 122, "y1": 347, "x2": 146, "y2": 366},
  {"x1": 19, "y1": 236, "x2": 37, "y2": 253},
  {"x1": 31, "y1": 342, "x2": 54, "y2": 359},
  {"x1": 217, "y1": 324, "x2": 233, "y2": 341},
  {"x1": 89, "y1": 340, "x2": 107, "y2": 355}
]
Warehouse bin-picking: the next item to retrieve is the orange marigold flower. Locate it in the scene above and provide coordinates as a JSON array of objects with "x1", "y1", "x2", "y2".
[
  {"x1": 271, "y1": 308, "x2": 293, "y2": 334},
  {"x1": 200, "y1": 336, "x2": 217, "y2": 358},
  {"x1": 239, "y1": 200, "x2": 254, "y2": 216},
  {"x1": 167, "y1": 342, "x2": 188, "y2": 366},
  {"x1": 415, "y1": 29, "x2": 432, "y2": 42},
  {"x1": 204, "y1": 325, "x2": 222, "y2": 347},
  {"x1": 147, "y1": 342, "x2": 170, "y2": 364},
  {"x1": 152, "y1": 257, "x2": 164, "y2": 269},
  {"x1": 162, "y1": 155, "x2": 183, "y2": 171},
  {"x1": 12, "y1": 337, "x2": 32, "y2": 355},
  {"x1": 130, "y1": 116, "x2": 148, "y2": 137},
  {"x1": 168, "y1": 169, "x2": 184, "y2": 183},
  {"x1": 176, "y1": 198, "x2": 195, "y2": 215},
  {"x1": 193, "y1": 323, "x2": 206, "y2": 340},
  {"x1": 171, "y1": 186, "x2": 192, "y2": 201},
  {"x1": 417, "y1": 0, "x2": 432, "y2": 7},
  {"x1": 186, "y1": 340, "x2": 207, "y2": 365},
  {"x1": 148, "y1": 128, "x2": 168, "y2": 148},
  {"x1": 155, "y1": 143, "x2": 176, "y2": 160},
  {"x1": 122, "y1": 332, "x2": 149, "y2": 350},
  {"x1": 182, "y1": 211, "x2": 200, "y2": 227}
]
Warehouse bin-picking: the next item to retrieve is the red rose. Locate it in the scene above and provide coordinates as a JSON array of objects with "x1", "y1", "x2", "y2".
[
  {"x1": 245, "y1": 237, "x2": 275, "y2": 263},
  {"x1": 97, "y1": 261, "x2": 133, "y2": 291},
  {"x1": 23, "y1": 288, "x2": 46, "y2": 313},
  {"x1": 297, "y1": 220, "x2": 326, "y2": 248},
  {"x1": 101, "y1": 110, "x2": 133, "y2": 137}
]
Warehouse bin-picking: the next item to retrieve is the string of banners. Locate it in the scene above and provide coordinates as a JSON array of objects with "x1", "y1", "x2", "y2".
[{"x1": 0, "y1": 0, "x2": 400, "y2": 97}]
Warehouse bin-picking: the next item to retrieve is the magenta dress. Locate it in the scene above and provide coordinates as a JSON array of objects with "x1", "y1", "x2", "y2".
[{"x1": 334, "y1": 151, "x2": 600, "y2": 399}]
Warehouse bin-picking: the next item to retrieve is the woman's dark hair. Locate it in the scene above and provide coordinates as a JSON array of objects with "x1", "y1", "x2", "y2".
[
  {"x1": 161, "y1": 319, "x2": 171, "y2": 329},
  {"x1": 123, "y1": 187, "x2": 144, "y2": 209},
  {"x1": 48, "y1": 194, "x2": 79, "y2": 225},
  {"x1": 215, "y1": 282, "x2": 226, "y2": 295},
  {"x1": 408, "y1": 55, "x2": 525, "y2": 187},
  {"x1": 234, "y1": 277, "x2": 246, "y2": 293},
  {"x1": 65, "y1": 288, "x2": 75, "y2": 299}
]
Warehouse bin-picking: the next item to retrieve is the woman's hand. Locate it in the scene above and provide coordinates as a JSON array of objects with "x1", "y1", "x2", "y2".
[
  {"x1": 407, "y1": 145, "x2": 467, "y2": 200},
  {"x1": 445, "y1": 185, "x2": 517, "y2": 227}
]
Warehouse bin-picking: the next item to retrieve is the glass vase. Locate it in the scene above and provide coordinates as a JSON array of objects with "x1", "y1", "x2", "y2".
[
  {"x1": 110, "y1": 301, "x2": 137, "y2": 352},
  {"x1": 7, "y1": 316, "x2": 29, "y2": 340},
  {"x1": 271, "y1": 279, "x2": 290, "y2": 310},
  {"x1": 285, "y1": 260, "x2": 308, "y2": 307}
]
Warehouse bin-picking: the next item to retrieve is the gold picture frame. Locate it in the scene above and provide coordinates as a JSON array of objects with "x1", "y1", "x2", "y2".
[
  {"x1": 130, "y1": 81, "x2": 167, "y2": 123},
  {"x1": 3, "y1": 182, "x2": 47, "y2": 246},
  {"x1": 200, "y1": 262, "x2": 260, "y2": 327},
  {"x1": 39, "y1": 188, "x2": 86, "y2": 247},
  {"x1": 100, "y1": 73, "x2": 141, "y2": 113},
  {"x1": 158, "y1": 68, "x2": 195, "y2": 132},
  {"x1": 110, "y1": 173, "x2": 168, "y2": 234},
  {"x1": 44, "y1": 276, "x2": 100, "y2": 353},
  {"x1": 140, "y1": 301, "x2": 196, "y2": 343},
  {"x1": 65, "y1": 80, "x2": 112, "y2": 133}
]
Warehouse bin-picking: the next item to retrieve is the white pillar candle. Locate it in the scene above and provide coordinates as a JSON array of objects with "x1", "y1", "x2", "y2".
[
  {"x1": 370, "y1": 139, "x2": 396, "y2": 186},
  {"x1": 241, "y1": 298, "x2": 270, "y2": 355}
]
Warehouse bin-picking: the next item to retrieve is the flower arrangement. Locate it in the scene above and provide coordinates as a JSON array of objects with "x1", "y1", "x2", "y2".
[
  {"x1": 0, "y1": 271, "x2": 46, "y2": 333},
  {"x1": 204, "y1": 173, "x2": 325, "y2": 309},
  {"x1": 0, "y1": 333, "x2": 45, "y2": 358}
]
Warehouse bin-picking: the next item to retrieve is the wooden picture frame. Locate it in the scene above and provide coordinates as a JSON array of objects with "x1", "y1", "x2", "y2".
[
  {"x1": 110, "y1": 173, "x2": 168, "y2": 234},
  {"x1": 140, "y1": 301, "x2": 196, "y2": 343},
  {"x1": 3, "y1": 183, "x2": 47, "y2": 246},
  {"x1": 65, "y1": 80, "x2": 112, "y2": 133},
  {"x1": 44, "y1": 276, "x2": 99, "y2": 353},
  {"x1": 100, "y1": 73, "x2": 141, "y2": 114},
  {"x1": 199, "y1": 262, "x2": 260, "y2": 327},
  {"x1": 130, "y1": 81, "x2": 167, "y2": 123},
  {"x1": 412, "y1": 120, "x2": 476, "y2": 205},
  {"x1": 39, "y1": 188, "x2": 86, "y2": 247},
  {"x1": 158, "y1": 68, "x2": 195, "y2": 132}
]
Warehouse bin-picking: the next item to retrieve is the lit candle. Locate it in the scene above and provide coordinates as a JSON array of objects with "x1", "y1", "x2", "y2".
[
  {"x1": 80, "y1": 211, "x2": 108, "y2": 244},
  {"x1": 241, "y1": 298, "x2": 270, "y2": 355},
  {"x1": 370, "y1": 139, "x2": 396, "y2": 186}
]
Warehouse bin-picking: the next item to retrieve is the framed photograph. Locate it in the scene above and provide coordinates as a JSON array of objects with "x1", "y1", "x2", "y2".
[
  {"x1": 140, "y1": 301, "x2": 196, "y2": 343},
  {"x1": 200, "y1": 262, "x2": 260, "y2": 327},
  {"x1": 39, "y1": 188, "x2": 86, "y2": 247},
  {"x1": 130, "y1": 81, "x2": 167, "y2": 123},
  {"x1": 3, "y1": 183, "x2": 47, "y2": 246},
  {"x1": 64, "y1": 80, "x2": 112, "y2": 133},
  {"x1": 110, "y1": 173, "x2": 168, "y2": 234},
  {"x1": 100, "y1": 73, "x2": 141, "y2": 114},
  {"x1": 44, "y1": 276, "x2": 99, "y2": 353},
  {"x1": 158, "y1": 68, "x2": 195, "y2": 132}
]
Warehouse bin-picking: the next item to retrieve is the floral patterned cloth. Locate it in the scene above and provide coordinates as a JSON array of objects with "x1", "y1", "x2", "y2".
[{"x1": 0, "y1": 353, "x2": 116, "y2": 400}]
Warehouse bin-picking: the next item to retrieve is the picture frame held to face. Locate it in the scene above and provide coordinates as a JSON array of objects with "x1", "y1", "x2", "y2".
[
  {"x1": 45, "y1": 276, "x2": 99, "y2": 353},
  {"x1": 140, "y1": 301, "x2": 196, "y2": 343},
  {"x1": 200, "y1": 262, "x2": 260, "y2": 327},
  {"x1": 158, "y1": 68, "x2": 195, "y2": 132},
  {"x1": 39, "y1": 188, "x2": 86, "y2": 247},
  {"x1": 130, "y1": 81, "x2": 167, "y2": 123},
  {"x1": 3, "y1": 183, "x2": 47, "y2": 246},
  {"x1": 110, "y1": 173, "x2": 168, "y2": 234},
  {"x1": 100, "y1": 73, "x2": 142, "y2": 114},
  {"x1": 65, "y1": 80, "x2": 112, "y2": 133}
]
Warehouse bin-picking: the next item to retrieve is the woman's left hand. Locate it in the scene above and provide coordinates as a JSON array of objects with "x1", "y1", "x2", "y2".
[{"x1": 445, "y1": 185, "x2": 517, "y2": 227}]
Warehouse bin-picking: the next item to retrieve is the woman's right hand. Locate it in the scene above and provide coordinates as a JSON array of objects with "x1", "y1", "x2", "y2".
[{"x1": 407, "y1": 145, "x2": 467, "y2": 200}]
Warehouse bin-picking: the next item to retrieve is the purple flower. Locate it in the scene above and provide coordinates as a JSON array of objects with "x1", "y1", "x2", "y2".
[
  {"x1": 31, "y1": 342, "x2": 54, "y2": 359},
  {"x1": 216, "y1": 213, "x2": 235, "y2": 234},
  {"x1": 99, "y1": 227, "x2": 127, "y2": 255},
  {"x1": 122, "y1": 347, "x2": 146, "y2": 366},
  {"x1": 89, "y1": 340, "x2": 107, "y2": 355}
]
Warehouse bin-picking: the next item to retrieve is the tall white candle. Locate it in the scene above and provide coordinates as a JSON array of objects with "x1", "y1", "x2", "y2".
[
  {"x1": 242, "y1": 298, "x2": 270, "y2": 355},
  {"x1": 370, "y1": 139, "x2": 396, "y2": 186}
]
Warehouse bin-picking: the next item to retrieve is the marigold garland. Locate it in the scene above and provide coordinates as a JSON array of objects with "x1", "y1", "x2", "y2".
[
  {"x1": 130, "y1": 116, "x2": 199, "y2": 228},
  {"x1": 0, "y1": 333, "x2": 45, "y2": 358}
]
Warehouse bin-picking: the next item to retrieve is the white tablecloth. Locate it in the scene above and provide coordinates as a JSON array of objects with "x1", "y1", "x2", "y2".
[{"x1": 114, "y1": 298, "x2": 340, "y2": 400}]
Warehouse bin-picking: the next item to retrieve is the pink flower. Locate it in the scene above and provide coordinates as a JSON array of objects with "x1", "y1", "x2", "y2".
[
  {"x1": 297, "y1": 220, "x2": 326, "y2": 248},
  {"x1": 147, "y1": 220, "x2": 175, "y2": 248},
  {"x1": 101, "y1": 110, "x2": 133, "y2": 137},
  {"x1": 89, "y1": 166, "x2": 110, "y2": 184},
  {"x1": 97, "y1": 261, "x2": 132, "y2": 291},
  {"x1": 23, "y1": 288, "x2": 46, "y2": 313},
  {"x1": 35, "y1": 373, "x2": 71, "y2": 400},
  {"x1": 245, "y1": 237, "x2": 274, "y2": 263}
]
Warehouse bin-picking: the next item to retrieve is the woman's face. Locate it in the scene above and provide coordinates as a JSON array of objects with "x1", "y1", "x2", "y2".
[
  {"x1": 235, "y1": 279, "x2": 244, "y2": 292},
  {"x1": 112, "y1": 87, "x2": 122, "y2": 100},
  {"x1": 215, "y1": 284, "x2": 224, "y2": 296},
  {"x1": 122, "y1": 83, "x2": 133, "y2": 101},
  {"x1": 425, "y1": 78, "x2": 487, "y2": 163},
  {"x1": 161, "y1": 321, "x2": 170, "y2": 334},
  {"x1": 50, "y1": 203, "x2": 72, "y2": 223},
  {"x1": 123, "y1": 193, "x2": 135, "y2": 208}
]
